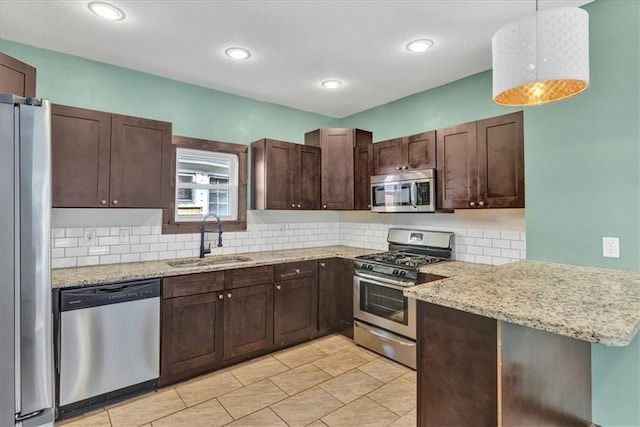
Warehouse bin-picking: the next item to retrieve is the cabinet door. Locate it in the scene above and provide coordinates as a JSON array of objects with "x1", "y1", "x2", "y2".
[
  {"x1": 436, "y1": 122, "x2": 478, "y2": 209},
  {"x1": 109, "y1": 114, "x2": 172, "y2": 208},
  {"x1": 318, "y1": 259, "x2": 341, "y2": 334},
  {"x1": 274, "y1": 276, "x2": 319, "y2": 346},
  {"x1": 51, "y1": 105, "x2": 111, "y2": 208},
  {"x1": 0, "y1": 52, "x2": 36, "y2": 97},
  {"x1": 373, "y1": 138, "x2": 403, "y2": 175},
  {"x1": 354, "y1": 133, "x2": 373, "y2": 210},
  {"x1": 477, "y1": 112, "x2": 524, "y2": 208},
  {"x1": 223, "y1": 284, "x2": 274, "y2": 359},
  {"x1": 160, "y1": 292, "x2": 223, "y2": 387},
  {"x1": 404, "y1": 130, "x2": 436, "y2": 171},
  {"x1": 296, "y1": 145, "x2": 321, "y2": 210},
  {"x1": 319, "y1": 129, "x2": 354, "y2": 210},
  {"x1": 266, "y1": 140, "x2": 295, "y2": 209},
  {"x1": 338, "y1": 259, "x2": 355, "y2": 338}
]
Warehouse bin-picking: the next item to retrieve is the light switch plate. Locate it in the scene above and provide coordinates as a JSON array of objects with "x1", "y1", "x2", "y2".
[
  {"x1": 602, "y1": 237, "x2": 620, "y2": 258},
  {"x1": 83, "y1": 230, "x2": 97, "y2": 247},
  {"x1": 119, "y1": 228, "x2": 130, "y2": 244}
]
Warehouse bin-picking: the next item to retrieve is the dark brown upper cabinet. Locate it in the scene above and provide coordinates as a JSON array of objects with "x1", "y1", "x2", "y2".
[
  {"x1": 373, "y1": 130, "x2": 436, "y2": 175},
  {"x1": 305, "y1": 128, "x2": 373, "y2": 210},
  {"x1": 0, "y1": 52, "x2": 36, "y2": 98},
  {"x1": 51, "y1": 104, "x2": 172, "y2": 208},
  {"x1": 437, "y1": 111, "x2": 524, "y2": 209},
  {"x1": 251, "y1": 138, "x2": 320, "y2": 210}
]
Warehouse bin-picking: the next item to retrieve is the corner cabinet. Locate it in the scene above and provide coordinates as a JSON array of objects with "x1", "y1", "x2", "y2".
[
  {"x1": 251, "y1": 139, "x2": 320, "y2": 210},
  {"x1": 437, "y1": 111, "x2": 524, "y2": 209},
  {"x1": 305, "y1": 128, "x2": 373, "y2": 210},
  {"x1": 0, "y1": 52, "x2": 36, "y2": 97},
  {"x1": 51, "y1": 104, "x2": 172, "y2": 208},
  {"x1": 373, "y1": 130, "x2": 436, "y2": 175}
]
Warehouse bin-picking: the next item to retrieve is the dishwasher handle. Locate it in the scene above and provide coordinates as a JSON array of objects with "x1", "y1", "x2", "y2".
[{"x1": 60, "y1": 279, "x2": 160, "y2": 311}]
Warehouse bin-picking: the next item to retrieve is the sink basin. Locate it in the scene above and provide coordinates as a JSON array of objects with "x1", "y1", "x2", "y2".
[{"x1": 166, "y1": 255, "x2": 252, "y2": 268}]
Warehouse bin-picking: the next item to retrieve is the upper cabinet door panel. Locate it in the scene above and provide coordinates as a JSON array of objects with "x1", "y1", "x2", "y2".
[
  {"x1": 405, "y1": 130, "x2": 436, "y2": 170},
  {"x1": 477, "y1": 112, "x2": 524, "y2": 208},
  {"x1": 265, "y1": 140, "x2": 295, "y2": 209},
  {"x1": 320, "y1": 129, "x2": 355, "y2": 210},
  {"x1": 0, "y1": 52, "x2": 36, "y2": 97},
  {"x1": 109, "y1": 114, "x2": 172, "y2": 208},
  {"x1": 373, "y1": 138, "x2": 403, "y2": 175},
  {"x1": 354, "y1": 141, "x2": 373, "y2": 210},
  {"x1": 436, "y1": 122, "x2": 478, "y2": 209},
  {"x1": 51, "y1": 105, "x2": 111, "y2": 208},
  {"x1": 297, "y1": 145, "x2": 321, "y2": 210}
]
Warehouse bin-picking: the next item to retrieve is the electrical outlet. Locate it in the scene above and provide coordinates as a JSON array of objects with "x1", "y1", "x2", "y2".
[
  {"x1": 602, "y1": 237, "x2": 620, "y2": 258},
  {"x1": 119, "y1": 228, "x2": 130, "y2": 244},
  {"x1": 83, "y1": 230, "x2": 97, "y2": 247}
]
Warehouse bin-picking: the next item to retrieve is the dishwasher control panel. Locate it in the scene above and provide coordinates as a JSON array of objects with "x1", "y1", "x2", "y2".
[{"x1": 60, "y1": 279, "x2": 160, "y2": 311}]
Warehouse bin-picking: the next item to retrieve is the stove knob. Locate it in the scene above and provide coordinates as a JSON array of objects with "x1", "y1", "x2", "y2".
[
  {"x1": 367, "y1": 265, "x2": 374, "y2": 270},
  {"x1": 392, "y1": 269, "x2": 399, "y2": 276},
  {"x1": 400, "y1": 271, "x2": 406, "y2": 276}
]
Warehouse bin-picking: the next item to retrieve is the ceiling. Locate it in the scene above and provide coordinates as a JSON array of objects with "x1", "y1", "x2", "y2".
[{"x1": 0, "y1": 0, "x2": 592, "y2": 118}]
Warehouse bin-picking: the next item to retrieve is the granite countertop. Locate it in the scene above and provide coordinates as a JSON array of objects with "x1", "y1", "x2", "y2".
[
  {"x1": 405, "y1": 260, "x2": 640, "y2": 347},
  {"x1": 52, "y1": 245, "x2": 379, "y2": 289}
]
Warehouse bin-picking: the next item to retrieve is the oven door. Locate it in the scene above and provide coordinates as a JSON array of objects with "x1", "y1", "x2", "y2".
[{"x1": 353, "y1": 273, "x2": 416, "y2": 339}]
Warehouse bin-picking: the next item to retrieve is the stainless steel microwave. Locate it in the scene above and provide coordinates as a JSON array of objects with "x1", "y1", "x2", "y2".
[{"x1": 370, "y1": 169, "x2": 436, "y2": 213}]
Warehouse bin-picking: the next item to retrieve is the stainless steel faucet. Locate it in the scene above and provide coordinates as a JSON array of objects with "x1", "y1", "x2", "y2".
[{"x1": 199, "y1": 212, "x2": 223, "y2": 258}]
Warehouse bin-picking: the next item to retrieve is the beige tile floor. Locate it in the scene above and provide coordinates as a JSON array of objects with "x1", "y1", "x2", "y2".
[{"x1": 56, "y1": 334, "x2": 417, "y2": 427}]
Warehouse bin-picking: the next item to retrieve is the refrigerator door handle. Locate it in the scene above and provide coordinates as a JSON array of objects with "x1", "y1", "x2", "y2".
[{"x1": 17, "y1": 99, "x2": 53, "y2": 416}]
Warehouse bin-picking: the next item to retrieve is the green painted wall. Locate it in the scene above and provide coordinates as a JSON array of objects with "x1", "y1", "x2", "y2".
[
  {"x1": 0, "y1": 40, "x2": 338, "y2": 144},
  {"x1": 341, "y1": 1, "x2": 640, "y2": 425}
]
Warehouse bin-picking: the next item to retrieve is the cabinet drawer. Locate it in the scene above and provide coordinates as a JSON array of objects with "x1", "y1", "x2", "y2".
[
  {"x1": 275, "y1": 260, "x2": 318, "y2": 281},
  {"x1": 225, "y1": 266, "x2": 274, "y2": 289},
  {"x1": 163, "y1": 271, "x2": 224, "y2": 299}
]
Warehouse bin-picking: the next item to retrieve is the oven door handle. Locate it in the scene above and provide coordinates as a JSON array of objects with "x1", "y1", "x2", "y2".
[
  {"x1": 410, "y1": 182, "x2": 418, "y2": 208},
  {"x1": 355, "y1": 272, "x2": 415, "y2": 288}
]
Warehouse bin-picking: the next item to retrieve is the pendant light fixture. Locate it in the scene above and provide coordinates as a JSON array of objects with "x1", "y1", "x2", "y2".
[{"x1": 492, "y1": 1, "x2": 589, "y2": 106}]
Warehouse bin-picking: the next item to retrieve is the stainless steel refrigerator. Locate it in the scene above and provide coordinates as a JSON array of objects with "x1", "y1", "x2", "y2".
[{"x1": 0, "y1": 93, "x2": 54, "y2": 427}]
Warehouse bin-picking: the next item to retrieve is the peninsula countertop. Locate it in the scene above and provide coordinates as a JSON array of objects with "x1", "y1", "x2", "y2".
[
  {"x1": 52, "y1": 245, "x2": 378, "y2": 289},
  {"x1": 405, "y1": 260, "x2": 640, "y2": 347}
]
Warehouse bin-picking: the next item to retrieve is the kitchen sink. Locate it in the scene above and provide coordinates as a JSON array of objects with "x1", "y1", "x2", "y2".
[{"x1": 166, "y1": 255, "x2": 252, "y2": 268}]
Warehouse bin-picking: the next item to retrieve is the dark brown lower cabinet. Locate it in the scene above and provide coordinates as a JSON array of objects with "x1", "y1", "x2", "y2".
[
  {"x1": 417, "y1": 301, "x2": 592, "y2": 427},
  {"x1": 274, "y1": 276, "x2": 318, "y2": 346},
  {"x1": 223, "y1": 284, "x2": 274, "y2": 359},
  {"x1": 338, "y1": 259, "x2": 355, "y2": 338},
  {"x1": 160, "y1": 292, "x2": 224, "y2": 387},
  {"x1": 318, "y1": 259, "x2": 342, "y2": 334}
]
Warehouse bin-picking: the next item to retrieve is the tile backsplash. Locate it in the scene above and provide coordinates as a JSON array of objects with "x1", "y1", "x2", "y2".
[{"x1": 52, "y1": 220, "x2": 525, "y2": 269}]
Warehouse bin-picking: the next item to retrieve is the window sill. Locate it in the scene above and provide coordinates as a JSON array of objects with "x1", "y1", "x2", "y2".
[{"x1": 162, "y1": 220, "x2": 247, "y2": 234}]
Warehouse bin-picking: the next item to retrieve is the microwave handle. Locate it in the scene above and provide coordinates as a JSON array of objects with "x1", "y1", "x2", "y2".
[{"x1": 410, "y1": 182, "x2": 418, "y2": 208}]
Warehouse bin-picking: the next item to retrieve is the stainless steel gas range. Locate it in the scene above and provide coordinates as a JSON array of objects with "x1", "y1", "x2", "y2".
[{"x1": 353, "y1": 228, "x2": 453, "y2": 369}]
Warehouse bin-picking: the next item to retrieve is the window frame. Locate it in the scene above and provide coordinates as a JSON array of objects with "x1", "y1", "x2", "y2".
[{"x1": 163, "y1": 135, "x2": 247, "y2": 234}]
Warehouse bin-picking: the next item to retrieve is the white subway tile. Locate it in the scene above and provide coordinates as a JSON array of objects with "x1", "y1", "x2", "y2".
[
  {"x1": 96, "y1": 227, "x2": 111, "y2": 237},
  {"x1": 457, "y1": 254, "x2": 475, "y2": 263},
  {"x1": 65, "y1": 247, "x2": 88, "y2": 257},
  {"x1": 492, "y1": 239, "x2": 511, "y2": 249},
  {"x1": 475, "y1": 238, "x2": 492, "y2": 247},
  {"x1": 140, "y1": 252, "x2": 159, "y2": 262},
  {"x1": 77, "y1": 256, "x2": 100, "y2": 267},
  {"x1": 483, "y1": 247, "x2": 501, "y2": 257},
  {"x1": 51, "y1": 248, "x2": 65, "y2": 258},
  {"x1": 121, "y1": 253, "x2": 141, "y2": 263},
  {"x1": 511, "y1": 241, "x2": 525, "y2": 250},
  {"x1": 492, "y1": 257, "x2": 511, "y2": 266},
  {"x1": 88, "y1": 246, "x2": 110, "y2": 255},
  {"x1": 149, "y1": 243, "x2": 168, "y2": 252},
  {"x1": 99, "y1": 236, "x2": 120, "y2": 246},
  {"x1": 176, "y1": 250, "x2": 193, "y2": 259},
  {"x1": 158, "y1": 251, "x2": 177, "y2": 260},
  {"x1": 110, "y1": 227, "x2": 121, "y2": 236},
  {"x1": 520, "y1": 232, "x2": 527, "y2": 241},
  {"x1": 131, "y1": 244, "x2": 150, "y2": 253},
  {"x1": 151, "y1": 226, "x2": 162, "y2": 235},
  {"x1": 140, "y1": 235, "x2": 159, "y2": 244},
  {"x1": 129, "y1": 236, "x2": 140, "y2": 244},
  {"x1": 51, "y1": 228, "x2": 65, "y2": 238},
  {"x1": 175, "y1": 234, "x2": 194, "y2": 242},
  {"x1": 475, "y1": 255, "x2": 492, "y2": 265},
  {"x1": 236, "y1": 246, "x2": 249, "y2": 253},
  {"x1": 501, "y1": 230, "x2": 521, "y2": 240},
  {"x1": 483, "y1": 229, "x2": 501, "y2": 239},
  {"x1": 158, "y1": 234, "x2": 176, "y2": 243},
  {"x1": 110, "y1": 245, "x2": 131, "y2": 254},
  {"x1": 132, "y1": 226, "x2": 151, "y2": 236},
  {"x1": 467, "y1": 228, "x2": 483, "y2": 238},
  {"x1": 168, "y1": 242, "x2": 185, "y2": 251},
  {"x1": 222, "y1": 247, "x2": 239, "y2": 255},
  {"x1": 184, "y1": 241, "x2": 200, "y2": 250},
  {"x1": 66, "y1": 228, "x2": 84, "y2": 238},
  {"x1": 54, "y1": 238, "x2": 77, "y2": 248},
  {"x1": 52, "y1": 258, "x2": 77, "y2": 269},
  {"x1": 501, "y1": 249, "x2": 521, "y2": 259},
  {"x1": 520, "y1": 250, "x2": 526, "y2": 259},
  {"x1": 99, "y1": 255, "x2": 120, "y2": 265}
]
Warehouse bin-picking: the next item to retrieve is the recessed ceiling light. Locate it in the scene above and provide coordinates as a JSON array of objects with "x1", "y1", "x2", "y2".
[
  {"x1": 321, "y1": 80, "x2": 342, "y2": 89},
  {"x1": 406, "y1": 39, "x2": 434, "y2": 53},
  {"x1": 225, "y1": 47, "x2": 251, "y2": 60},
  {"x1": 88, "y1": 2, "x2": 125, "y2": 21}
]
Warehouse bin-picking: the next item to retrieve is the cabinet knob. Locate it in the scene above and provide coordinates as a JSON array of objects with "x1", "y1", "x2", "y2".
[
  {"x1": 112, "y1": 200, "x2": 119, "y2": 205},
  {"x1": 320, "y1": 262, "x2": 325, "y2": 267},
  {"x1": 478, "y1": 200, "x2": 485, "y2": 207},
  {"x1": 295, "y1": 269, "x2": 300, "y2": 273},
  {"x1": 227, "y1": 293, "x2": 232, "y2": 299},
  {"x1": 367, "y1": 204, "x2": 371, "y2": 208},
  {"x1": 403, "y1": 166, "x2": 408, "y2": 170},
  {"x1": 469, "y1": 201, "x2": 476, "y2": 207},
  {"x1": 291, "y1": 204, "x2": 295, "y2": 208},
  {"x1": 218, "y1": 294, "x2": 223, "y2": 300},
  {"x1": 297, "y1": 204, "x2": 301, "y2": 208},
  {"x1": 323, "y1": 205, "x2": 327, "y2": 209},
  {"x1": 100, "y1": 200, "x2": 107, "y2": 205},
  {"x1": 396, "y1": 166, "x2": 401, "y2": 170},
  {"x1": 276, "y1": 285, "x2": 281, "y2": 291}
]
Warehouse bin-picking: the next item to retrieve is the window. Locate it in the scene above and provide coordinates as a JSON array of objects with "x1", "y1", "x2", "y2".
[{"x1": 175, "y1": 148, "x2": 238, "y2": 221}]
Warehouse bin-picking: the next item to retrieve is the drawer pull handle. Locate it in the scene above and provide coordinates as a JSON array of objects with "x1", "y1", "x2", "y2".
[
  {"x1": 276, "y1": 285, "x2": 281, "y2": 291},
  {"x1": 227, "y1": 293, "x2": 232, "y2": 299},
  {"x1": 295, "y1": 269, "x2": 300, "y2": 273},
  {"x1": 218, "y1": 294, "x2": 223, "y2": 300}
]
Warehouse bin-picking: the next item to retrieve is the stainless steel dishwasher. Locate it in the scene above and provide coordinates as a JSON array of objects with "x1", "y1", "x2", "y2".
[{"x1": 57, "y1": 279, "x2": 160, "y2": 419}]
